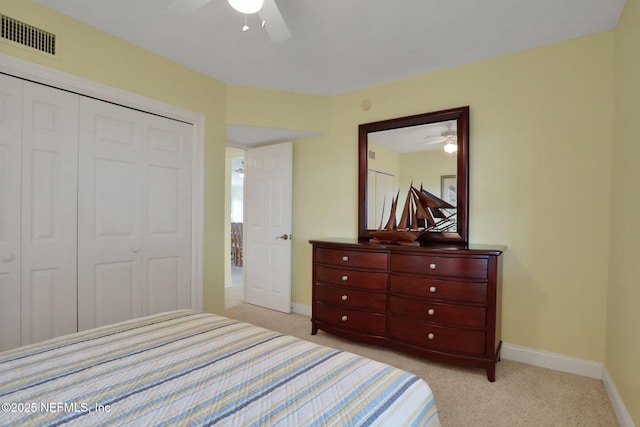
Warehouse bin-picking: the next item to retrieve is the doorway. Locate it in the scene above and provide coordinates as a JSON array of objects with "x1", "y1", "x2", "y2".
[{"x1": 226, "y1": 149, "x2": 245, "y2": 308}]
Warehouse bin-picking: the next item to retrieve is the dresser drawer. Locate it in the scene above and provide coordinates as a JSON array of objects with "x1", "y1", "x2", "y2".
[
  {"x1": 315, "y1": 248, "x2": 388, "y2": 270},
  {"x1": 315, "y1": 284, "x2": 387, "y2": 311},
  {"x1": 316, "y1": 265, "x2": 387, "y2": 290},
  {"x1": 390, "y1": 296, "x2": 486, "y2": 328},
  {"x1": 314, "y1": 302, "x2": 386, "y2": 335},
  {"x1": 391, "y1": 254, "x2": 488, "y2": 279},
  {"x1": 390, "y1": 275, "x2": 487, "y2": 304},
  {"x1": 389, "y1": 317, "x2": 486, "y2": 355}
]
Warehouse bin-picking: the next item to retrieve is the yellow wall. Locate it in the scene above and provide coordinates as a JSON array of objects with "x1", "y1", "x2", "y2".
[
  {"x1": 368, "y1": 142, "x2": 400, "y2": 179},
  {"x1": 225, "y1": 85, "x2": 331, "y2": 131},
  {"x1": 608, "y1": 0, "x2": 640, "y2": 423},
  {"x1": 399, "y1": 150, "x2": 456, "y2": 197},
  {"x1": 291, "y1": 33, "x2": 615, "y2": 362},
  {"x1": 0, "y1": 0, "x2": 228, "y2": 313}
]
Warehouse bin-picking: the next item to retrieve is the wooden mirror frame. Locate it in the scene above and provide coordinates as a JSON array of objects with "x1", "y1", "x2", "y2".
[{"x1": 358, "y1": 106, "x2": 470, "y2": 243}]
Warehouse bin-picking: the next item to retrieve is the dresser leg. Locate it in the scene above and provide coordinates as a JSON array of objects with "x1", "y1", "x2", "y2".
[
  {"x1": 487, "y1": 363, "x2": 496, "y2": 382},
  {"x1": 311, "y1": 322, "x2": 318, "y2": 335},
  {"x1": 487, "y1": 340, "x2": 502, "y2": 381}
]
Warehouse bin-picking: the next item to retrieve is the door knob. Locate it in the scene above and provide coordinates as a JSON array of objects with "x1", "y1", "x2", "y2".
[
  {"x1": 2, "y1": 253, "x2": 15, "y2": 262},
  {"x1": 275, "y1": 234, "x2": 290, "y2": 240}
]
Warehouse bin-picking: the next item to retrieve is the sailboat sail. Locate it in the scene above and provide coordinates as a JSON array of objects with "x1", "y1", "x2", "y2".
[{"x1": 369, "y1": 183, "x2": 457, "y2": 245}]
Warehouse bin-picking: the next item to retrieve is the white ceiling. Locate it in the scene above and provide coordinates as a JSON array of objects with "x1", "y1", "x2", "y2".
[
  {"x1": 34, "y1": 0, "x2": 625, "y2": 96},
  {"x1": 32, "y1": 0, "x2": 626, "y2": 146},
  {"x1": 369, "y1": 120, "x2": 457, "y2": 154},
  {"x1": 226, "y1": 124, "x2": 321, "y2": 148}
]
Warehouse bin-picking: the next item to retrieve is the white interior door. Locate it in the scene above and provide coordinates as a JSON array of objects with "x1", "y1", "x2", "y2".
[
  {"x1": 143, "y1": 114, "x2": 192, "y2": 315},
  {"x1": 78, "y1": 98, "x2": 145, "y2": 330},
  {"x1": 0, "y1": 74, "x2": 23, "y2": 351},
  {"x1": 20, "y1": 81, "x2": 79, "y2": 345},
  {"x1": 368, "y1": 170, "x2": 395, "y2": 229},
  {"x1": 78, "y1": 97, "x2": 193, "y2": 330},
  {"x1": 244, "y1": 142, "x2": 293, "y2": 313}
]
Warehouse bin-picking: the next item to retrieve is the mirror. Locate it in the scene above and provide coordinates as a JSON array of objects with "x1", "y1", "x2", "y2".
[{"x1": 358, "y1": 106, "x2": 469, "y2": 243}]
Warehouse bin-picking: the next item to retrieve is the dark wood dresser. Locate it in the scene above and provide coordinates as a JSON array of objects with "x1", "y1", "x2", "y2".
[{"x1": 310, "y1": 239, "x2": 504, "y2": 381}]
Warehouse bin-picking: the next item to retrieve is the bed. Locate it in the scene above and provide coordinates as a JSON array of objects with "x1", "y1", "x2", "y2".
[{"x1": 0, "y1": 310, "x2": 439, "y2": 426}]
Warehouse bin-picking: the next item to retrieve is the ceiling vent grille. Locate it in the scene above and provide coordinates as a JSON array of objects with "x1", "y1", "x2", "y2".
[{"x1": 1, "y1": 14, "x2": 55, "y2": 55}]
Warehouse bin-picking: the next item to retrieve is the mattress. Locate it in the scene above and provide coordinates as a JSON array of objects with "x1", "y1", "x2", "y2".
[{"x1": 0, "y1": 310, "x2": 439, "y2": 426}]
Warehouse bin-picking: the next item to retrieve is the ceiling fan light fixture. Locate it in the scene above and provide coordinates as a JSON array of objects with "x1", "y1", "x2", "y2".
[
  {"x1": 443, "y1": 142, "x2": 457, "y2": 154},
  {"x1": 228, "y1": 0, "x2": 264, "y2": 14},
  {"x1": 443, "y1": 135, "x2": 458, "y2": 154}
]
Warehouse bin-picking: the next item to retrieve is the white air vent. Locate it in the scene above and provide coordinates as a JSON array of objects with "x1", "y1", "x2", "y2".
[{"x1": 1, "y1": 14, "x2": 55, "y2": 55}]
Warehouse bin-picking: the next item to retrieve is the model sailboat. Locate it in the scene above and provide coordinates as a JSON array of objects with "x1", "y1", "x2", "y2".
[{"x1": 369, "y1": 183, "x2": 456, "y2": 246}]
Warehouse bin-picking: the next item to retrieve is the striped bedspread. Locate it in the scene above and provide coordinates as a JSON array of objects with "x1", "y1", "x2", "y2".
[{"x1": 0, "y1": 310, "x2": 439, "y2": 426}]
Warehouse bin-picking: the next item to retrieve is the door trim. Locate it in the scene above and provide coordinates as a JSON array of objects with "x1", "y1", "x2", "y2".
[{"x1": 0, "y1": 52, "x2": 205, "y2": 311}]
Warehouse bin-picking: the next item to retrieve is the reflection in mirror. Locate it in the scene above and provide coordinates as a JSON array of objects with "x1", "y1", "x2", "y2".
[
  {"x1": 358, "y1": 106, "x2": 469, "y2": 243},
  {"x1": 367, "y1": 120, "x2": 458, "y2": 230}
]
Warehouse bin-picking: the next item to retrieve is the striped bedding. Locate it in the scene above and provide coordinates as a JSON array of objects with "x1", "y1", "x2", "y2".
[{"x1": 0, "y1": 310, "x2": 439, "y2": 426}]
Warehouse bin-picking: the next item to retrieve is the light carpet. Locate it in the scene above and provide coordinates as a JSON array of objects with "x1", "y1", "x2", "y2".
[{"x1": 226, "y1": 303, "x2": 618, "y2": 427}]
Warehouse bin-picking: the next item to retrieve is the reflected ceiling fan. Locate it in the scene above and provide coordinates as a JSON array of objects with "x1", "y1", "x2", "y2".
[
  {"x1": 170, "y1": 0, "x2": 291, "y2": 42},
  {"x1": 419, "y1": 123, "x2": 458, "y2": 154}
]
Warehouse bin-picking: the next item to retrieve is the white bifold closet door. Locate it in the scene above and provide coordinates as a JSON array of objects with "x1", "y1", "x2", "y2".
[
  {"x1": 0, "y1": 74, "x2": 79, "y2": 350},
  {"x1": 0, "y1": 73, "x2": 22, "y2": 351},
  {"x1": 77, "y1": 98, "x2": 193, "y2": 331}
]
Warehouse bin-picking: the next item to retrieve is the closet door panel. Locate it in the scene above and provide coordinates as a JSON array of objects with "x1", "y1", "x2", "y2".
[
  {"x1": 20, "y1": 83, "x2": 79, "y2": 345},
  {"x1": 78, "y1": 98, "x2": 144, "y2": 330},
  {"x1": 93, "y1": 260, "x2": 137, "y2": 327},
  {"x1": 144, "y1": 117, "x2": 192, "y2": 314},
  {"x1": 0, "y1": 74, "x2": 23, "y2": 351}
]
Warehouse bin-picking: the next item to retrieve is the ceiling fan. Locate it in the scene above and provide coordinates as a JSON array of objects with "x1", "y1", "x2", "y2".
[{"x1": 169, "y1": 0, "x2": 291, "y2": 43}]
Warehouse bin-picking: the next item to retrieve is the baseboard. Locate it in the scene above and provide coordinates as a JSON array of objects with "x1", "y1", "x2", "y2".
[
  {"x1": 284, "y1": 314, "x2": 633, "y2": 425},
  {"x1": 500, "y1": 342, "x2": 603, "y2": 379},
  {"x1": 602, "y1": 367, "x2": 636, "y2": 427},
  {"x1": 502, "y1": 343, "x2": 635, "y2": 426}
]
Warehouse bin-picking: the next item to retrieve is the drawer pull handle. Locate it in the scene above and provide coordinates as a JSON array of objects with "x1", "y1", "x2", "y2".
[
  {"x1": 341, "y1": 315, "x2": 348, "y2": 322},
  {"x1": 427, "y1": 309, "x2": 435, "y2": 316},
  {"x1": 342, "y1": 256, "x2": 349, "y2": 261},
  {"x1": 342, "y1": 275, "x2": 348, "y2": 281},
  {"x1": 427, "y1": 333, "x2": 435, "y2": 340},
  {"x1": 429, "y1": 286, "x2": 437, "y2": 293},
  {"x1": 429, "y1": 263, "x2": 436, "y2": 270},
  {"x1": 341, "y1": 295, "x2": 348, "y2": 301}
]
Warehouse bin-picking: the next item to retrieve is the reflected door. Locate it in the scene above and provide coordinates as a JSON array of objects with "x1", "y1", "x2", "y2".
[{"x1": 367, "y1": 170, "x2": 395, "y2": 229}]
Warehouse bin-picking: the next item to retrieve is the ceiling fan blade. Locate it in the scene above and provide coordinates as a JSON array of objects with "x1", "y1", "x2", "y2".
[
  {"x1": 258, "y1": 0, "x2": 291, "y2": 43},
  {"x1": 168, "y1": 0, "x2": 211, "y2": 14},
  {"x1": 419, "y1": 136, "x2": 444, "y2": 146}
]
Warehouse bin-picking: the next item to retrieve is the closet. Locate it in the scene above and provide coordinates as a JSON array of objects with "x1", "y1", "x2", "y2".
[{"x1": 0, "y1": 73, "x2": 193, "y2": 351}]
